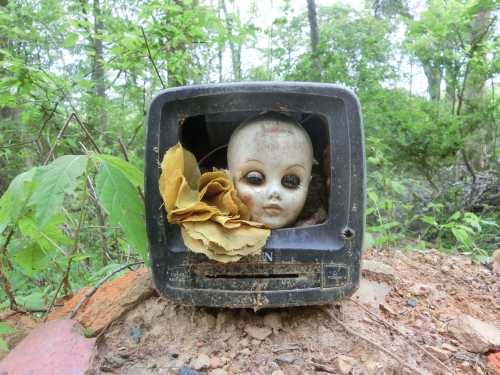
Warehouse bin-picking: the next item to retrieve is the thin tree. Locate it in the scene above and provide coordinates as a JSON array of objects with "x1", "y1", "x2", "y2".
[{"x1": 307, "y1": 0, "x2": 321, "y2": 80}]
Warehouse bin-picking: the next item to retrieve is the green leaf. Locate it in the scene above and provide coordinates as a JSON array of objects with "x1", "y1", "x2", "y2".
[
  {"x1": 15, "y1": 292, "x2": 46, "y2": 311},
  {"x1": 29, "y1": 155, "x2": 88, "y2": 227},
  {"x1": 0, "y1": 168, "x2": 39, "y2": 233},
  {"x1": 451, "y1": 227, "x2": 470, "y2": 247},
  {"x1": 0, "y1": 323, "x2": 15, "y2": 335},
  {"x1": 18, "y1": 214, "x2": 71, "y2": 253},
  {"x1": 13, "y1": 242, "x2": 48, "y2": 276},
  {"x1": 93, "y1": 154, "x2": 144, "y2": 189},
  {"x1": 421, "y1": 215, "x2": 438, "y2": 227},
  {"x1": 63, "y1": 32, "x2": 79, "y2": 48},
  {"x1": 95, "y1": 160, "x2": 147, "y2": 261}
]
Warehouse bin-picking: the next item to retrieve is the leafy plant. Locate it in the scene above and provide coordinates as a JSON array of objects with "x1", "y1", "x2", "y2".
[
  {"x1": 420, "y1": 209, "x2": 498, "y2": 262},
  {"x1": 0, "y1": 153, "x2": 146, "y2": 311}
]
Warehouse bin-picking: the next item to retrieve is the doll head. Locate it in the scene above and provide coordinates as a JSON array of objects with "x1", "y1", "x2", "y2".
[{"x1": 227, "y1": 113, "x2": 313, "y2": 229}]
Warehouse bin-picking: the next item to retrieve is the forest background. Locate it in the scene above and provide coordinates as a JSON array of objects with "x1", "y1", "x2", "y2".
[{"x1": 0, "y1": 0, "x2": 498, "y2": 324}]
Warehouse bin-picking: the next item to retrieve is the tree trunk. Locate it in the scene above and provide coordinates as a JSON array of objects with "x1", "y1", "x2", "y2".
[
  {"x1": 221, "y1": 0, "x2": 242, "y2": 81},
  {"x1": 307, "y1": 0, "x2": 321, "y2": 80},
  {"x1": 422, "y1": 62, "x2": 442, "y2": 101},
  {"x1": 92, "y1": 0, "x2": 107, "y2": 137}
]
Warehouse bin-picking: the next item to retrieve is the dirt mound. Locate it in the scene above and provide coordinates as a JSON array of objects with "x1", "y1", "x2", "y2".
[{"x1": 87, "y1": 248, "x2": 499, "y2": 375}]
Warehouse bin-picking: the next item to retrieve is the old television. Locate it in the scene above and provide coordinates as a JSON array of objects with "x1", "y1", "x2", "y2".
[{"x1": 145, "y1": 82, "x2": 365, "y2": 309}]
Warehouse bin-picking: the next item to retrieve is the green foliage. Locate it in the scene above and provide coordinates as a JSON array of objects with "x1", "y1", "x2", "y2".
[
  {"x1": 95, "y1": 156, "x2": 147, "y2": 262},
  {"x1": 362, "y1": 89, "x2": 463, "y2": 185},
  {"x1": 420, "y1": 208, "x2": 498, "y2": 262},
  {"x1": 29, "y1": 155, "x2": 88, "y2": 227},
  {"x1": 0, "y1": 153, "x2": 147, "y2": 310},
  {"x1": 0, "y1": 322, "x2": 15, "y2": 351}
]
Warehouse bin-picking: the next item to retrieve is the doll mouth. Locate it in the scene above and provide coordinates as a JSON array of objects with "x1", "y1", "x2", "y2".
[{"x1": 263, "y1": 204, "x2": 283, "y2": 216}]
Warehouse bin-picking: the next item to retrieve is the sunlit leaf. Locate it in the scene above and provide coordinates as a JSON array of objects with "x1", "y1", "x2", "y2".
[
  {"x1": 29, "y1": 155, "x2": 88, "y2": 227},
  {"x1": 95, "y1": 160, "x2": 147, "y2": 261},
  {"x1": 93, "y1": 154, "x2": 143, "y2": 189},
  {"x1": 0, "y1": 168, "x2": 39, "y2": 233}
]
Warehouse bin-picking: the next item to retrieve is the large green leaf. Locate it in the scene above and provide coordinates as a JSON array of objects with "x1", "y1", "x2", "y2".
[
  {"x1": 18, "y1": 214, "x2": 71, "y2": 253},
  {"x1": 0, "y1": 168, "x2": 39, "y2": 233},
  {"x1": 29, "y1": 155, "x2": 88, "y2": 227},
  {"x1": 93, "y1": 154, "x2": 144, "y2": 189},
  {"x1": 95, "y1": 160, "x2": 147, "y2": 261},
  {"x1": 13, "y1": 242, "x2": 48, "y2": 277}
]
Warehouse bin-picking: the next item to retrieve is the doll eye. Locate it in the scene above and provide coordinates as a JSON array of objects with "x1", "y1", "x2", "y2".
[
  {"x1": 281, "y1": 174, "x2": 300, "y2": 189},
  {"x1": 244, "y1": 170, "x2": 265, "y2": 186}
]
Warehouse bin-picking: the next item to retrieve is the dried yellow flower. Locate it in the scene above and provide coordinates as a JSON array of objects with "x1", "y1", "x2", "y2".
[{"x1": 159, "y1": 143, "x2": 270, "y2": 263}]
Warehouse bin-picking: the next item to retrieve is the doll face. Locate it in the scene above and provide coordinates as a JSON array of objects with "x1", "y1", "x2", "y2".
[{"x1": 228, "y1": 116, "x2": 313, "y2": 229}]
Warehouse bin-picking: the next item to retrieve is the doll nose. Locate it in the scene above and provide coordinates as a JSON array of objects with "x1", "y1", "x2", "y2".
[{"x1": 267, "y1": 187, "x2": 282, "y2": 201}]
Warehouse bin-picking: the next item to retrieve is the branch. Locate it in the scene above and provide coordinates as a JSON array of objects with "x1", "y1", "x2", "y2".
[
  {"x1": 44, "y1": 183, "x2": 88, "y2": 321},
  {"x1": 322, "y1": 307, "x2": 427, "y2": 375},
  {"x1": 349, "y1": 298, "x2": 456, "y2": 375},
  {"x1": 140, "y1": 26, "x2": 166, "y2": 89}
]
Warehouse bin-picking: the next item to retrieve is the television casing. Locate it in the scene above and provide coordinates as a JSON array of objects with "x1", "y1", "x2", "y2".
[{"x1": 145, "y1": 82, "x2": 365, "y2": 309}]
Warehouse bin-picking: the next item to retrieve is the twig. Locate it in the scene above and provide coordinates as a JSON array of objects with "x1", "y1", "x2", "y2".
[
  {"x1": 348, "y1": 298, "x2": 456, "y2": 375},
  {"x1": 127, "y1": 123, "x2": 143, "y2": 148},
  {"x1": 44, "y1": 112, "x2": 102, "y2": 164},
  {"x1": 117, "y1": 138, "x2": 145, "y2": 202},
  {"x1": 140, "y1": 26, "x2": 166, "y2": 89},
  {"x1": 44, "y1": 112, "x2": 74, "y2": 165},
  {"x1": 118, "y1": 138, "x2": 130, "y2": 161},
  {"x1": 1, "y1": 227, "x2": 15, "y2": 270},
  {"x1": 44, "y1": 185, "x2": 88, "y2": 321},
  {"x1": 85, "y1": 174, "x2": 112, "y2": 264},
  {"x1": 322, "y1": 307, "x2": 426, "y2": 375},
  {"x1": 0, "y1": 258, "x2": 18, "y2": 310},
  {"x1": 72, "y1": 112, "x2": 101, "y2": 154},
  {"x1": 70, "y1": 261, "x2": 144, "y2": 318},
  {"x1": 309, "y1": 360, "x2": 336, "y2": 373}
]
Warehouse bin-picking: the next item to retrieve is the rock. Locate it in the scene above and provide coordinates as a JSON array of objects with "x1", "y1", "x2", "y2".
[
  {"x1": 239, "y1": 337, "x2": 249, "y2": 347},
  {"x1": 264, "y1": 312, "x2": 283, "y2": 332},
  {"x1": 240, "y1": 348, "x2": 251, "y2": 356},
  {"x1": 362, "y1": 359, "x2": 385, "y2": 375},
  {"x1": 352, "y1": 279, "x2": 390, "y2": 308},
  {"x1": 379, "y1": 302, "x2": 397, "y2": 317},
  {"x1": 487, "y1": 352, "x2": 500, "y2": 374},
  {"x1": 210, "y1": 369, "x2": 228, "y2": 375},
  {"x1": 191, "y1": 354, "x2": 210, "y2": 371},
  {"x1": 244, "y1": 324, "x2": 272, "y2": 340},
  {"x1": 270, "y1": 371, "x2": 285, "y2": 375},
  {"x1": 0, "y1": 319, "x2": 95, "y2": 375},
  {"x1": 130, "y1": 326, "x2": 141, "y2": 343},
  {"x1": 409, "y1": 283, "x2": 433, "y2": 296},
  {"x1": 250, "y1": 339, "x2": 261, "y2": 346},
  {"x1": 48, "y1": 268, "x2": 154, "y2": 335},
  {"x1": 362, "y1": 260, "x2": 396, "y2": 282},
  {"x1": 335, "y1": 355, "x2": 357, "y2": 375},
  {"x1": 492, "y1": 249, "x2": 500, "y2": 273},
  {"x1": 209, "y1": 356, "x2": 223, "y2": 369},
  {"x1": 407, "y1": 298, "x2": 417, "y2": 308},
  {"x1": 276, "y1": 354, "x2": 296, "y2": 364},
  {"x1": 179, "y1": 367, "x2": 204, "y2": 375},
  {"x1": 448, "y1": 314, "x2": 500, "y2": 353},
  {"x1": 103, "y1": 353, "x2": 126, "y2": 369},
  {"x1": 441, "y1": 265, "x2": 451, "y2": 273}
]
